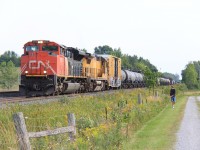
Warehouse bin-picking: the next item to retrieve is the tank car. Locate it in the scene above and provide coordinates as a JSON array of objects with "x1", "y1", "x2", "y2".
[
  {"x1": 157, "y1": 77, "x2": 170, "y2": 86},
  {"x1": 121, "y1": 70, "x2": 145, "y2": 88}
]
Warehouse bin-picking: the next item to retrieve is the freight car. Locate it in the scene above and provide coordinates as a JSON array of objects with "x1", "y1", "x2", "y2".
[
  {"x1": 121, "y1": 70, "x2": 145, "y2": 88},
  {"x1": 19, "y1": 40, "x2": 121, "y2": 96},
  {"x1": 157, "y1": 77, "x2": 170, "y2": 86}
]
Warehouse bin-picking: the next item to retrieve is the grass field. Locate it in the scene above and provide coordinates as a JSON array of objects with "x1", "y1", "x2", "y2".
[
  {"x1": 0, "y1": 85, "x2": 19, "y2": 92},
  {"x1": 0, "y1": 84, "x2": 187, "y2": 149},
  {"x1": 123, "y1": 95, "x2": 187, "y2": 150}
]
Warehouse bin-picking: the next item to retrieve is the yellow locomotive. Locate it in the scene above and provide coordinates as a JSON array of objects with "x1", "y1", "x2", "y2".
[{"x1": 82, "y1": 54, "x2": 121, "y2": 91}]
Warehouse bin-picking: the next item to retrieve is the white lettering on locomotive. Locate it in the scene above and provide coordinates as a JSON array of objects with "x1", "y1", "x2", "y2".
[{"x1": 28, "y1": 60, "x2": 56, "y2": 74}]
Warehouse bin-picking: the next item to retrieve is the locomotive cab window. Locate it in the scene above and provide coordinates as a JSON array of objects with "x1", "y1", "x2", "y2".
[
  {"x1": 42, "y1": 46, "x2": 58, "y2": 51},
  {"x1": 66, "y1": 50, "x2": 73, "y2": 58},
  {"x1": 26, "y1": 46, "x2": 38, "y2": 51},
  {"x1": 60, "y1": 47, "x2": 64, "y2": 55}
]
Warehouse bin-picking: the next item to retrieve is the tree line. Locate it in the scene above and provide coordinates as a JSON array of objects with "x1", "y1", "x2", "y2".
[
  {"x1": 182, "y1": 61, "x2": 200, "y2": 89},
  {"x1": 0, "y1": 51, "x2": 20, "y2": 67},
  {"x1": 0, "y1": 51, "x2": 20, "y2": 90}
]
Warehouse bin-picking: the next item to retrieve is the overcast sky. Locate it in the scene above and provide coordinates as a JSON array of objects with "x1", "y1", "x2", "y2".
[{"x1": 1, "y1": 0, "x2": 200, "y2": 77}]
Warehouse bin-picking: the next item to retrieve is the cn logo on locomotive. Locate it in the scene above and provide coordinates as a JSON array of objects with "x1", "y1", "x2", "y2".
[
  {"x1": 29, "y1": 60, "x2": 46, "y2": 69},
  {"x1": 28, "y1": 60, "x2": 56, "y2": 74}
]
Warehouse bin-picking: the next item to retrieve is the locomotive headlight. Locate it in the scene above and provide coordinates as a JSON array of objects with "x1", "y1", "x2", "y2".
[
  {"x1": 25, "y1": 70, "x2": 28, "y2": 74},
  {"x1": 43, "y1": 70, "x2": 47, "y2": 74},
  {"x1": 38, "y1": 40, "x2": 43, "y2": 44}
]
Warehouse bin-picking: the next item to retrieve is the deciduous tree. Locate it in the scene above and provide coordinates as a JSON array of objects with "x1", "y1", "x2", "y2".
[
  {"x1": 0, "y1": 51, "x2": 20, "y2": 67},
  {"x1": 0, "y1": 61, "x2": 18, "y2": 89},
  {"x1": 94, "y1": 45, "x2": 113, "y2": 54},
  {"x1": 144, "y1": 67, "x2": 158, "y2": 94},
  {"x1": 182, "y1": 62, "x2": 199, "y2": 89}
]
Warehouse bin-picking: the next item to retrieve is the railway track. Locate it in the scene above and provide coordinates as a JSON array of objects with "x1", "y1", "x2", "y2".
[
  {"x1": 0, "y1": 93, "x2": 78, "y2": 104},
  {"x1": 0, "y1": 91, "x2": 21, "y2": 97},
  {"x1": 0, "y1": 89, "x2": 121, "y2": 105}
]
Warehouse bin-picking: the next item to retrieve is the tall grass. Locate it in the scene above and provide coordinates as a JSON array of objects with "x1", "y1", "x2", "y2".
[{"x1": 0, "y1": 85, "x2": 183, "y2": 149}]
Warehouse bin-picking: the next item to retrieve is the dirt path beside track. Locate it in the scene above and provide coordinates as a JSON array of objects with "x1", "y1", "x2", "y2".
[{"x1": 175, "y1": 96, "x2": 200, "y2": 150}]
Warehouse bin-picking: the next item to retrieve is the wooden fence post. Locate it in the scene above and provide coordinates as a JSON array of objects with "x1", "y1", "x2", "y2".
[
  {"x1": 138, "y1": 93, "x2": 142, "y2": 104},
  {"x1": 155, "y1": 91, "x2": 159, "y2": 98},
  {"x1": 13, "y1": 112, "x2": 31, "y2": 150},
  {"x1": 105, "y1": 107, "x2": 108, "y2": 120},
  {"x1": 67, "y1": 113, "x2": 76, "y2": 141}
]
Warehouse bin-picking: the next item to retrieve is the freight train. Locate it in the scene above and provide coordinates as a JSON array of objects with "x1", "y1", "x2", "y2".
[{"x1": 19, "y1": 40, "x2": 170, "y2": 96}]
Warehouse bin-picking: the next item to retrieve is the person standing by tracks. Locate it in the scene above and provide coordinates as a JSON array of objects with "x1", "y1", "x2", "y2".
[{"x1": 170, "y1": 85, "x2": 176, "y2": 108}]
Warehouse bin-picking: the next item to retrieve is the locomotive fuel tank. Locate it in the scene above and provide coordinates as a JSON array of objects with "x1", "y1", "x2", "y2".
[{"x1": 62, "y1": 82, "x2": 80, "y2": 94}]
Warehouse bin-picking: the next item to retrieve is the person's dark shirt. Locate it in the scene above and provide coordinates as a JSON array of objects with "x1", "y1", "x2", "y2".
[{"x1": 170, "y1": 88, "x2": 176, "y2": 96}]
